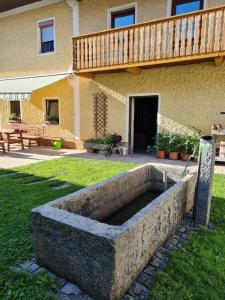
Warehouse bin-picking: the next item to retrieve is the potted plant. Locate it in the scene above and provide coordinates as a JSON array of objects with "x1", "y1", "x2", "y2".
[
  {"x1": 52, "y1": 140, "x2": 62, "y2": 150},
  {"x1": 192, "y1": 131, "x2": 200, "y2": 161},
  {"x1": 45, "y1": 115, "x2": 59, "y2": 125},
  {"x1": 180, "y1": 134, "x2": 197, "y2": 161},
  {"x1": 168, "y1": 133, "x2": 181, "y2": 160},
  {"x1": 154, "y1": 131, "x2": 170, "y2": 159},
  {"x1": 9, "y1": 113, "x2": 21, "y2": 123},
  {"x1": 84, "y1": 134, "x2": 112, "y2": 153}
]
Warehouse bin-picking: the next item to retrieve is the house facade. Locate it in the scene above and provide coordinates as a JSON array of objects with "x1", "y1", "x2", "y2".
[
  {"x1": 0, "y1": 0, "x2": 225, "y2": 152},
  {"x1": 0, "y1": 0, "x2": 79, "y2": 145},
  {"x1": 76, "y1": 0, "x2": 225, "y2": 152}
]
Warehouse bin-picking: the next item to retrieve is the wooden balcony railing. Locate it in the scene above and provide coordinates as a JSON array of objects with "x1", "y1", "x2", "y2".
[{"x1": 73, "y1": 5, "x2": 225, "y2": 74}]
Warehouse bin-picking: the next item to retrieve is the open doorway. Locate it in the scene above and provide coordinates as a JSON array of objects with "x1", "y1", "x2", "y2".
[{"x1": 129, "y1": 95, "x2": 159, "y2": 153}]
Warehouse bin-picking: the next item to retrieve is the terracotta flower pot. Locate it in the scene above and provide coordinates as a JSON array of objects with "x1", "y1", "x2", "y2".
[
  {"x1": 181, "y1": 154, "x2": 190, "y2": 161},
  {"x1": 156, "y1": 150, "x2": 166, "y2": 159},
  {"x1": 169, "y1": 151, "x2": 179, "y2": 160}
]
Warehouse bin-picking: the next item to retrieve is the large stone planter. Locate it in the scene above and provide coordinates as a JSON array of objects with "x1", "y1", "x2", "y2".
[
  {"x1": 84, "y1": 142, "x2": 111, "y2": 153},
  {"x1": 29, "y1": 164, "x2": 197, "y2": 300}
]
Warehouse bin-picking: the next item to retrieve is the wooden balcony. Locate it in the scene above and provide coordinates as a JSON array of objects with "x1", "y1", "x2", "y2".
[{"x1": 73, "y1": 5, "x2": 225, "y2": 75}]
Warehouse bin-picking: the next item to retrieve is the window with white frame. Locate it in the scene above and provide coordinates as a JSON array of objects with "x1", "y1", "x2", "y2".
[
  {"x1": 9, "y1": 101, "x2": 21, "y2": 123},
  {"x1": 37, "y1": 18, "x2": 55, "y2": 54},
  {"x1": 108, "y1": 3, "x2": 137, "y2": 29},
  {"x1": 45, "y1": 99, "x2": 59, "y2": 124}
]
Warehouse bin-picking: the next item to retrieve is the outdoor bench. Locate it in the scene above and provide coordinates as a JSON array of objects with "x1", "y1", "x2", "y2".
[
  {"x1": 0, "y1": 140, "x2": 6, "y2": 153},
  {"x1": 12, "y1": 124, "x2": 44, "y2": 148}
]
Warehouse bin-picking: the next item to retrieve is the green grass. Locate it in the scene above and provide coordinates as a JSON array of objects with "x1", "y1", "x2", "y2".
[
  {"x1": 0, "y1": 157, "x2": 136, "y2": 300},
  {"x1": 1, "y1": 158, "x2": 225, "y2": 300},
  {"x1": 150, "y1": 174, "x2": 225, "y2": 300}
]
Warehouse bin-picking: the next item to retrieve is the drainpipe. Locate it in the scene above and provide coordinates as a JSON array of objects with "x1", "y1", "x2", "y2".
[
  {"x1": 194, "y1": 136, "x2": 216, "y2": 226},
  {"x1": 66, "y1": 0, "x2": 80, "y2": 140},
  {"x1": 66, "y1": 0, "x2": 79, "y2": 36}
]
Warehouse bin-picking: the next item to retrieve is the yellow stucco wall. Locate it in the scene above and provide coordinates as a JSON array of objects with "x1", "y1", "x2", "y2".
[
  {"x1": 1, "y1": 0, "x2": 225, "y2": 144},
  {"x1": 79, "y1": 0, "x2": 225, "y2": 143},
  {"x1": 79, "y1": 0, "x2": 166, "y2": 34},
  {"x1": 0, "y1": 1, "x2": 72, "y2": 78},
  {"x1": 208, "y1": 0, "x2": 225, "y2": 7},
  {"x1": 80, "y1": 62, "x2": 225, "y2": 141},
  {"x1": 79, "y1": 0, "x2": 225, "y2": 34},
  {"x1": 0, "y1": 78, "x2": 75, "y2": 139}
]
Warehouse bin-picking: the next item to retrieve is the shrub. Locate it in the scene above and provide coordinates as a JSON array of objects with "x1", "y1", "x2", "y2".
[
  {"x1": 168, "y1": 133, "x2": 182, "y2": 153},
  {"x1": 154, "y1": 131, "x2": 170, "y2": 152},
  {"x1": 86, "y1": 134, "x2": 112, "y2": 145},
  {"x1": 153, "y1": 129, "x2": 200, "y2": 156},
  {"x1": 9, "y1": 113, "x2": 20, "y2": 121}
]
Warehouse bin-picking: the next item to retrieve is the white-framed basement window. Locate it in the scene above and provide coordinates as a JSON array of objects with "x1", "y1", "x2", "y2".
[{"x1": 37, "y1": 18, "x2": 56, "y2": 55}]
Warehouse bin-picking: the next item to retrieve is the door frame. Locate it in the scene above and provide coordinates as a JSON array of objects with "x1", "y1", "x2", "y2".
[{"x1": 125, "y1": 93, "x2": 161, "y2": 154}]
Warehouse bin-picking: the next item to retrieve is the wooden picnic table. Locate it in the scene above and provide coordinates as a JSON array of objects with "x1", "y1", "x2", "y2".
[{"x1": 0, "y1": 129, "x2": 25, "y2": 152}]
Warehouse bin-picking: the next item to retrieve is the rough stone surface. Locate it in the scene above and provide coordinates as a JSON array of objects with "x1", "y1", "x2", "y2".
[
  {"x1": 195, "y1": 137, "x2": 216, "y2": 226},
  {"x1": 29, "y1": 164, "x2": 197, "y2": 300},
  {"x1": 60, "y1": 283, "x2": 82, "y2": 295},
  {"x1": 19, "y1": 213, "x2": 197, "y2": 300}
]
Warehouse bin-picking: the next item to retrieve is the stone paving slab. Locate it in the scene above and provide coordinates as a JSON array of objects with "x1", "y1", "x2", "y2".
[{"x1": 16, "y1": 212, "x2": 200, "y2": 300}]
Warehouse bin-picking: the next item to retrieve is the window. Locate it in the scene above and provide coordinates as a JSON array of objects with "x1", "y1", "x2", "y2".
[
  {"x1": 172, "y1": 0, "x2": 204, "y2": 16},
  {"x1": 9, "y1": 101, "x2": 21, "y2": 122},
  {"x1": 45, "y1": 99, "x2": 59, "y2": 124},
  {"x1": 38, "y1": 19, "x2": 55, "y2": 54},
  {"x1": 111, "y1": 7, "x2": 136, "y2": 28}
]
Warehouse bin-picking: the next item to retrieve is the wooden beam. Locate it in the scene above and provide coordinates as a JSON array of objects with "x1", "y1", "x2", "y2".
[
  {"x1": 126, "y1": 67, "x2": 142, "y2": 74},
  {"x1": 214, "y1": 56, "x2": 224, "y2": 67},
  {"x1": 77, "y1": 72, "x2": 94, "y2": 79}
]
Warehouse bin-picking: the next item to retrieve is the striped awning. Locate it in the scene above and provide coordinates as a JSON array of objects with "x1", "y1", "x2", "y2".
[{"x1": 0, "y1": 73, "x2": 72, "y2": 100}]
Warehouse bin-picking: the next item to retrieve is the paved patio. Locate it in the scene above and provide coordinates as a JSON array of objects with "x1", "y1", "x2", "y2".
[{"x1": 0, "y1": 145, "x2": 224, "y2": 174}]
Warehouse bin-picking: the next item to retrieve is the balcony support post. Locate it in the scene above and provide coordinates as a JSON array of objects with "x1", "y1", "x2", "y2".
[
  {"x1": 214, "y1": 56, "x2": 224, "y2": 67},
  {"x1": 126, "y1": 67, "x2": 142, "y2": 74},
  {"x1": 77, "y1": 73, "x2": 94, "y2": 79}
]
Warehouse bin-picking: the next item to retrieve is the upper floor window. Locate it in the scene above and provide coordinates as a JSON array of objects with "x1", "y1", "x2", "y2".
[
  {"x1": 108, "y1": 4, "x2": 137, "y2": 29},
  {"x1": 111, "y1": 8, "x2": 135, "y2": 28},
  {"x1": 172, "y1": 0, "x2": 204, "y2": 16},
  {"x1": 37, "y1": 18, "x2": 55, "y2": 54}
]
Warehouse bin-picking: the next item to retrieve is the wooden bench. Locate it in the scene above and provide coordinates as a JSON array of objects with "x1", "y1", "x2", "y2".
[
  {"x1": 11, "y1": 124, "x2": 44, "y2": 148},
  {"x1": 0, "y1": 140, "x2": 6, "y2": 153}
]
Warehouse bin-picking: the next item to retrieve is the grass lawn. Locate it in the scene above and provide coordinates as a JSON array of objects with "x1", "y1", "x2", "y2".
[
  {"x1": 150, "y1": 174, "x2": 225, "y2": 300},
  {"x1": 0, "y1": 157, "x2": 136, "y2": 299},
  {"x1": 0, "y1": 158, "x2": 224, "y2": 300}
]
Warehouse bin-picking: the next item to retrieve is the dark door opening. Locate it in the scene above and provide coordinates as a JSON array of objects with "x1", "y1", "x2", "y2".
[{"x1": 132, "y1": 96, "x2": 158, "y2": 153}]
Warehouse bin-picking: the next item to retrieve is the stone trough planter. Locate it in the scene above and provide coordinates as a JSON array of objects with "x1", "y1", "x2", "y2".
[
  {"x1": 84, "y1": 142, "x2": 111, "y2": 154},
  {"x1": 29, "y1": 164, "x2": 197, "y2": 300}
]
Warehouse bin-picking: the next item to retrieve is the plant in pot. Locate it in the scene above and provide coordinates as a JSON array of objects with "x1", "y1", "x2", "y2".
[
  {"x1": 9, "y1": 113, "x2": 21, "y2": 123},
  {"x1": 45, "y1": 115, "x2": 59, "y2": 125},
  {"x1": 180, "y1": 134, "x2": 193, "y2": 161},
  {"x1": 154, "y1": 131, "x2": 169, "y2": 159},
  {"x1": 84, "y1": 134, "x2": 112, "y2": 153},
  {"x1": 191, "y1": 129, "x2": 201, "y2": 160},
  {"x1": 168, "y1": 133, "x2": 181, "y2": 160}
]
